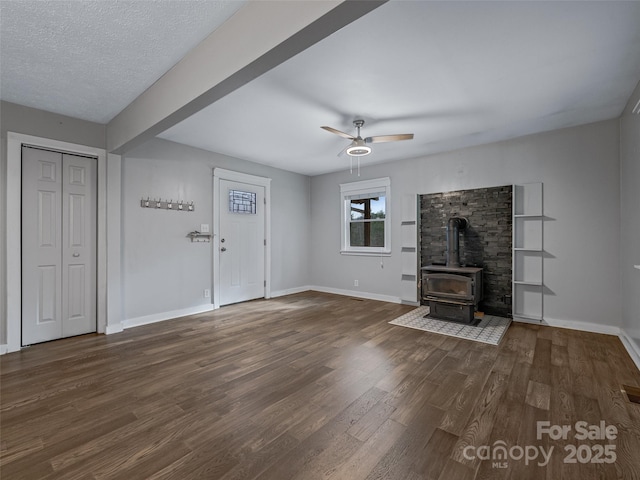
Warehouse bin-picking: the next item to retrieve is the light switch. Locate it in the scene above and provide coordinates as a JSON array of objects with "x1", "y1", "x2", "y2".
[{"x1": 200, "y1": 224, "x2": 210, "y2": 233}]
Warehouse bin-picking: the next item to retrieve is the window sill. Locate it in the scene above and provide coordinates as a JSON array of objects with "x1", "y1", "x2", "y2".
[{"x1": 340, "y1": 250, "x2": 392, "y2": 257}]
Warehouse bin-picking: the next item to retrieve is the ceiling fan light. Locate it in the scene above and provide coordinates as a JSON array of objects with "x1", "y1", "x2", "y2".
[{"x1": 346, "y1": 139, "x2": 371, "y2": 156}]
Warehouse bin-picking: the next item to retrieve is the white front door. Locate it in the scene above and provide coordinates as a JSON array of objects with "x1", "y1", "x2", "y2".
[
  {"x1": 219, "y1": 179, "x2": 265, "y2": 306},
  {"x1": 21, "y1": 146, "x2": 97, "y2": 345}
]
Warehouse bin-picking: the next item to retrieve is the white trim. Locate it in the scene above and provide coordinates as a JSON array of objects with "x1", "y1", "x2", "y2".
[
  {"x1": 512, "y1": 316, "x2": 544, "y2": 326},
  {"x1": 340, "y1": 251, "x2": 392, "y2": 257},
  {"x1": 619, "y1": 329, "x2": 640, "y2": 372},
  {"x1": 105, "y1": 323, "x2": 124, "y2": 335},
  {"x1": 400, "y1": 300, "x2": 421, "y2": 307},
  {"x1": 339, "y1": 177, "x2": 391, "y2": 193},
  {"x1": 6, "y1": 133, "x2": 109, "y2": 353},
  {"x1": 340, "y1": 177, "x2": 391, "y2": 256},
  {"x1": 270, "y1": 284, "x2": 416, "y2": 306},
  {"x1": 105, "y1": 154, "x2": 122, "y2": 332},
  {"x1": 212, "y1": 168, "x2": 271, "y2": 310},
  {"x1": 123, "y1": 305, "x2": 214, "y2": 329},
  {"x1": 270, "y1": 286, "x2": 312, "y2": 298},
  {"x1": 309, "y1": 285, "x2": 402, "y2": 304},
  {"x1": 536, "y1": 316, "x2": 621, "y2": 336}
]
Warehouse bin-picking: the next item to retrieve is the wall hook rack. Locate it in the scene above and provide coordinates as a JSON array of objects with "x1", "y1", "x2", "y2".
[{"x1": 141, "y1": 197, "x2": 194, "y2": 211}]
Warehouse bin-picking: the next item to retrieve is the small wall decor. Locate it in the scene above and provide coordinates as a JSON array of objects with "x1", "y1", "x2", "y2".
[{"x1": 140, "y1": 197, "x2": 194, "y2": 211}]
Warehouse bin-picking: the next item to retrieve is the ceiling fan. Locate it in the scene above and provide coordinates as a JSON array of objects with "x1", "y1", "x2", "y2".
[{"x1": 321, "y1": 119, "x2": 414, "y2": 157}]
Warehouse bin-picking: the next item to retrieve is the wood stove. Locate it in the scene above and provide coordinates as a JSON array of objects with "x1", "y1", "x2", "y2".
[
  {"x1": 421, "y1": 216, "x2": 483, "y2": 324},
  {"x1": 422, "y1": 265, "x2": 483, "y2": 323}
]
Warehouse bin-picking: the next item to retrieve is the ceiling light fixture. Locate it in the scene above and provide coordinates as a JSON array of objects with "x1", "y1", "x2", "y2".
[
  {"x1": 346, "y1": 138, "x2": 372, "y2": 156},
  {"x1": 345, "y1": 120, "x2": 372, "y2": 157}
]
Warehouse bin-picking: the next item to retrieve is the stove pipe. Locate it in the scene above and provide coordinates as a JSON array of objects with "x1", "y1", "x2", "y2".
[{"x1": 446, "y1": 217, "x2": 468, "y2": 267}]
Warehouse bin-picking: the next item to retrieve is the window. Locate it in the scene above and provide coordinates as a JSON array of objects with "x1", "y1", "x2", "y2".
[
  {"x1": 229, "y1": 189, "x2": 256, "y2": 214},
  {"x1": 340, "y1": 177, "x2": 391, "y2": 255}
]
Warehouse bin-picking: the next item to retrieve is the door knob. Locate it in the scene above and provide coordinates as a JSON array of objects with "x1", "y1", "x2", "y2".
[
  {"x1": 72, "y1": 252, "x2": 80, "y2": 257},
  {"x1": 221, "y1": 247, "x2": 227, "y2": 252}
]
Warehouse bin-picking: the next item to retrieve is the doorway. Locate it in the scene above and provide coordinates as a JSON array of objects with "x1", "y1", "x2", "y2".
[
  {"x1": 21, "y1": 146, "x2": 97, "y2": 345},
  {"x1": 213, "y1": 169, "x2": 271, "y2": 309}
]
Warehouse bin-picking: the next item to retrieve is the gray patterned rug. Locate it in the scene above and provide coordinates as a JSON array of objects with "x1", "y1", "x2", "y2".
[{"x1": 389, "y1": 306, "x2": 511, "y2": 345}]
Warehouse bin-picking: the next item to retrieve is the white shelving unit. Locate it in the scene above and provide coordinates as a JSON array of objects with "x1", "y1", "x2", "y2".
[
  {"x1": 513, "y1": 183, "x2": 544, "y2": 322},
  {"x1": 400, "y1": 194, "x2": 418, "y2": 304}
]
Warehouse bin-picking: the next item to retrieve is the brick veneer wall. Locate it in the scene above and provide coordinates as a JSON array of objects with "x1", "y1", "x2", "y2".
[{"x1": 419, "y1": 185, "x2": 512, "y2": 317}]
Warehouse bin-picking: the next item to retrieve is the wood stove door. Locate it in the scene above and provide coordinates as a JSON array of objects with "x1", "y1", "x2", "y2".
[{"x1": 424, "y1": 273, "x2": 473, "y2": 300}]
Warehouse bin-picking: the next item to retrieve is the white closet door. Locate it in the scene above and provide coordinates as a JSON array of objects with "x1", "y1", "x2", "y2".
[
  {"x1": 22, "y1": 148, "x2": 63, "y2": 344},
  {"x1": 21, "y1": 147, "x2": 97, "y2": 345},
  {"x1": 61, "y1": 153, "x2": 97, "y2": 338}
]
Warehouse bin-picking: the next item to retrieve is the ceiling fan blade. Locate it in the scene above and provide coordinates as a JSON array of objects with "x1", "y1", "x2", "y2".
[
  {"x1": 337, "y1": 144, "x2": 350, "y2": 157},
  {"x1": 365, "y1": 133, "x2": 414, "y2": 144},
  {"x1": 321, "y1": 126, "x2": 355, "y2": 140}
]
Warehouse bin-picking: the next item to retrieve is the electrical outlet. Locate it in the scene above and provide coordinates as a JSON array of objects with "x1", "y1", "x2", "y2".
[
  {"x1": 354, "y1": 280, "x2": 359, "y2": 287},
  {"x1": 204, "y1": 289, "x2": 210, "y2": 298}
]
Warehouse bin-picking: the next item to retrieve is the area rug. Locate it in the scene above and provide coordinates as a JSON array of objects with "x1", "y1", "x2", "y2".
[{"x1": 389, "y1": 306, "x2": 511, "y2": 345}]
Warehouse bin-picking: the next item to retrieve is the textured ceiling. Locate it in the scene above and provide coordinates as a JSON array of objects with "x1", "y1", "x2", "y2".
[
  {"x1": 0, "y1": 0, "x2": 245, "y2": 123},
  {"x1": 2, "y1": 1, "x2": 640, "y2": 176}
]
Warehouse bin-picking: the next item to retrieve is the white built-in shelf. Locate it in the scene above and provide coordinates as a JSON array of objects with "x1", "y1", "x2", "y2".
[
  {"x1": 513, "y1": 183, "x2": 544, "y2": 323},
  {"x1": 401, "y1": 194, "x2": 417, "y2": 223},
  {"x1": 400, "y1": 194, "x2": 419, "y2": 304},
  {"x1": 513, "y1": 182, "x2": 543, "y2": 216}
]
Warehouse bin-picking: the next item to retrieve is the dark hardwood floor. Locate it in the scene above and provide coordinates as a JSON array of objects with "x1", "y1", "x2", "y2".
[{"x1": 2, "y1": 291, "x2": 640, "y2": 479}]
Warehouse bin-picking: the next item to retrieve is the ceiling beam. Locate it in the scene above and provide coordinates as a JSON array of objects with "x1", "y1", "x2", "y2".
[{"x1": 107, "y1": 0, "x2": 387, "y2": 155}]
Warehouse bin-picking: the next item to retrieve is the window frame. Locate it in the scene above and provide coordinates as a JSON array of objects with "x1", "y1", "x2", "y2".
[{"x1": 340, "y1": 177, "x2": 391, "y2": 256}]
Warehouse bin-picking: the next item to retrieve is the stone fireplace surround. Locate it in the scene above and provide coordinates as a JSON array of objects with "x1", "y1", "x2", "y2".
[{"x1": 419, "y1": 185, "x2": 512, "y2": 318}]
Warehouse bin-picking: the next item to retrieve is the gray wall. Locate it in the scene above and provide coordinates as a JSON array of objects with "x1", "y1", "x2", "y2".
[
  {"x1": 121, "y1": 138, "x2": 310, "y2": 321},
  {"x1": 310, "y1": 119, "x2": 621, "y2": 329},
  {"x1": 620, "y1": 81, "x2": 640, "y2": 350},
  {"x1": 0, "y1": 101, "x2": 106, "y2": 346}
]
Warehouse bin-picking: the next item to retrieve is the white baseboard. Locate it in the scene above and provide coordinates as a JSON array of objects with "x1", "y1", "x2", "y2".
[
  {"x1": 124, "y1": 304, "x2": 214, "y2": 330},
  {"x1": 400, "y1": 300, "x2": 421, "y2": 306},
  {"x1": 512, "y1": 316, "x2": 544, "y2": 325},
  {"x1": 308, "y1": 285, "x2": 402, "y2": 304},
  {"x1": 536, "y1": 316, "x2": 622, "y2": 336},
  {"x1": 270, "y1": 286, "x2": 312, "y2": 298},
  {"x1": 105, "y1": 323, "x2": 124, "y2": 335},
  {"x1": 0, "y1": 343, "x2": 21, "y2": 355},
  {"x1": 273, "y1": 285, "x2": 416, "y2": 306},
  {"x1": 619, "y1": 328, "x2": 640, "y2": 372}
]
